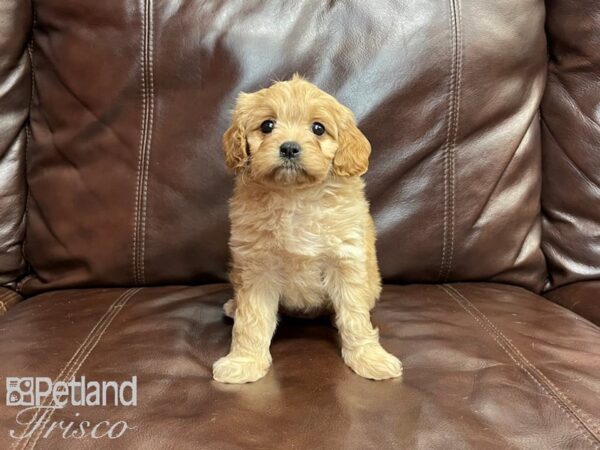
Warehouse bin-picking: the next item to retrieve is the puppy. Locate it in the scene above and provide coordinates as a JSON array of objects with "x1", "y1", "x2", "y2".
[{"x1": 213, "y1": 75, "x2": 402, "y2": 383}]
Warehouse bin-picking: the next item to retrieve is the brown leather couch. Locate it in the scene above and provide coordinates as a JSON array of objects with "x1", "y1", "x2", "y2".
[{"x1": 1, "y1": 1, "x2": 599, "y2": 449}]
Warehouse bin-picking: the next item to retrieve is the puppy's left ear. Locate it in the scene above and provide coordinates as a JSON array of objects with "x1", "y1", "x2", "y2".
[{"x1": 332, "y1": 114, "x2": 372, "y2": 177}]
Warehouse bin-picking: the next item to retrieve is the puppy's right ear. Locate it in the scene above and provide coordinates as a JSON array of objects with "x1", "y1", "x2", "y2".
[
  {"x1": 222, "y1": 116, "x2": 247, "y2": 171},
  {"x1": 332, "y1": 110, "x2": 371, "y2": 177}
]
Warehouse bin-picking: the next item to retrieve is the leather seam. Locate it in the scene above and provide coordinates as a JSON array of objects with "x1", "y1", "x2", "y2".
[
  {"x1": 447, "y1": 0, "x2": 461, "y2": 281},
  {"x1": 10, "y1": 291, "x2": 103, "y2": 448},
  {"x1": 439, "y1": 0, "x2": 462, "y2": 282},
  {"x1": 132, "y1": 0, "x2": 154, "y2": 286},
  {"x1": 439, "y1": 1, "x2": 453, "y2": 281},
  {"x1": 0, "y1": 291, "x2": 19, "y2": 315},
  {"x1": 140, "y1": 0, "x2": 155, "y2": 286},
  {"x1": 12, "y1": 288, "x2": 140, "y2": 450},
  {"x1": 439, "y1": 285, "x2": 600, "y2": 448},
  {"x1": 0, "y1": 292, "x2": 11, "y2": 315},
  {"x1": 10, "y1": 290, "x2": 120, "y2": 447},
  {"x1": 132, "y1": 0, "x2": 146, "y2": 286}
]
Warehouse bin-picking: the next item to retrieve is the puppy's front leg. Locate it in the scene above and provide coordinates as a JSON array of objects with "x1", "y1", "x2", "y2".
[
  {"x1": 213, "y1": 282, "x2": 279, "y2": 384},
  {"x1": 325, "y1": 263, "x2": 402, "y2": 380}
]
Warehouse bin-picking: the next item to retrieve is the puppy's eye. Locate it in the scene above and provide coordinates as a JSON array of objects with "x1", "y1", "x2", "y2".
[
  {"x1": 311, "y1": 122, "x2": 325, "y2": 136},
  {"x1": 260, "y1": 120, "x2": 275, "y2": 134}
]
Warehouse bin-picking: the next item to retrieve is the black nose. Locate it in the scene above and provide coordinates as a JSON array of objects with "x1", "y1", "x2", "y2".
[{"x1": 279, "y1": 141, "x2": 301, "y2": 159}]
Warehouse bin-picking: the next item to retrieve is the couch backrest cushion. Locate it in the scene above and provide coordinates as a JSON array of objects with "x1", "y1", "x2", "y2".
[
  {"x1": 542, "y1": 0, "x2": 600, "y2": 290},
  {"x1": 0, "y1": 0, "x2": 30, "y2": 287},
  {"x1": 22, "y1": 0, "x2": 548, "y2": 294}
]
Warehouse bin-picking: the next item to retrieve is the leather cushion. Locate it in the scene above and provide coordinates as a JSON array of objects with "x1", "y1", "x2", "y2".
[
  {"x1": 542, "y1": 0, "x2": 600, "y2": 290},
  {"x1": 1, "y1": 283, "x2": 598, "y2": 449},
  {"x1": 22, "y1": 0, "x2": 548, "y2": 293},
  {"x1": 0, "y1": 0, "x2": 30, "y2": 285}
]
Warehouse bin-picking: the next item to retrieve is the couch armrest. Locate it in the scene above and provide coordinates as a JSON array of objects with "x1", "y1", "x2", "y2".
[
  {"x1": 545, "y1": 281, "x2": 600, "y2": 326},
  {"x1": 0, "y1": 287, "x2": 21, "y2": 316},
  {"x1": 0, "y1": 0, "x2": 32, "y2": 285},
  {"x1": 541, "y1": 0, "x2": 600, "y2": 290}
]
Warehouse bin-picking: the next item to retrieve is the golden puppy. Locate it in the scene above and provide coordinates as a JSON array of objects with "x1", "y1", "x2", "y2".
[{"x1": 213, "y1": 75, "x2": 402, "y2": 383}]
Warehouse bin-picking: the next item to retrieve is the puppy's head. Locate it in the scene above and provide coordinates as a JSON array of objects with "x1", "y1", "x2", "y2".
[{"x1": 222, "y1": 75, "x2": 371, "y2": 186}]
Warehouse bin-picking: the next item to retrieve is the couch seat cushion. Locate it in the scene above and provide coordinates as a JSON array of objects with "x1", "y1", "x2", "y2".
[{"x1": 0, "y1": 283, "x2": 598, "y2": 449}]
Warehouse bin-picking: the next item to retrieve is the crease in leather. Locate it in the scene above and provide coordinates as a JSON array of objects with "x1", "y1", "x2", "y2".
[
  {"x1": 26, "y1": 32, "x2": 132, "y2": 226},
  {"x1": 438, "y1": 284, "x2": 600, "y2": 447},
  {"x1": 26, "y1": 191, "x2": 74, "y2": 258},
  {"x1": 32, "y1": 96, "x2": 109, "y2": 209},
  {"x1": 511, "y1": 212, "x2": 542, "y2": 268},
  {"x1": 542, "y1": 118, "x2": 600, "y2": 194},
  {"x1": 20, "y1": 7, "x2": 36, "y2": 291},
  {"x1": 490, "y1": 213, "x2": 541, "y2": 283},
  {"x1": 439, "y1": 0, "x2": 462, "y2": 283},
  {"x1": 38, "y1": 50, "x2": 133, "y2": 156},
  {"x1": 549, "y1": 71, "x2": 600, "y2": 131},
  {"x1": 132, "y1": 0, "x2": 155, "y2": 287},
  {"x1": 11, "y1": 288, "x2": 141, "y2": 450},
  {"x1": 470, "y1": 111, "x2": 540, "y2": 231}
]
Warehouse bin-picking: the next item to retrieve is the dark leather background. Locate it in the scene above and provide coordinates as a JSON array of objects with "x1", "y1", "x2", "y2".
[
  {"x1": 0, "y1": 0, "x2": 30, "y2": 286},
  {"x1": 542, "y1": 0, "x2": 600, "y2": 292},
  {"x1": 21, "y1": 0, "x2": 548, "y2": 294}
]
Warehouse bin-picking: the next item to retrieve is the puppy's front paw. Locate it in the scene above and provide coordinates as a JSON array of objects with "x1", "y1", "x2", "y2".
[
  {"x1": 342, "y1": 343, "x2": 402, "y2": 381},
  {"x1": 213, "y1": 354, "x2": 271, "y2": 384}
]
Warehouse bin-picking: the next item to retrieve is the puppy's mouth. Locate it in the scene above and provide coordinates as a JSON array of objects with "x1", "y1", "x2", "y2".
[{"x1": 269, "y1": 161, "x2": 315, "y2": 185}]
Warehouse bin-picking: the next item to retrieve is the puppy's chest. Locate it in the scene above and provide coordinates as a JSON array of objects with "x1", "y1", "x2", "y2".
[
  {"x1": 261, "y1": 203, "x2": 334, "y2": 258},
  {"x1": 231, "y1": 195, "x2": 343, "y2": 259}
]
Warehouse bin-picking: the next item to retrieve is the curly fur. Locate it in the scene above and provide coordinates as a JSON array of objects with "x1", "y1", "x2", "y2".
[{"x1": 213, "y1": 75, "x2": 402, "y2": 383}]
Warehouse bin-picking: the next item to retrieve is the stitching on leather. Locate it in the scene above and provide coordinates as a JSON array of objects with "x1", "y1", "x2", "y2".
[
  {"x1": 0, "y1": 291, "x2": 11, "y2": 303},
  {"x1": 139, "y1": 0, "x2": 155, "y2": 285},
  {"x1": 441, "y1": 285, "x2": 600, "y2": 448},
  {"x1": 439, "y1": 0, "x2": 462, "y2": 282},
  {"x1": 446, "y1": 0, "x2": 461, "y2": 281},
  {"x1": 132, "y1": 0, "x2": 147, "y2": 285},
  {"x1": 13, "y1": 288, "x2": 140, "y2": 450},
  {"x1": 448, "y1": 285, "x2": 600, "y2": 436},
  {"x1": 18, "y1": 289, "x2": 140, "y2": 449},
  {"x1": 10, "y1": 290, "x2": 129, "y2": 448},
  {"x1": 26, "y1": 290, "x2": 139, "y2": 449},
  {"x1": 439, "y1": 2, "x2": 453, "y2": 282},
  {"x1": 10, "y1": 291, "x2": 106, "y2": 449},
  {"x1": 0, "y1": 291, "x2": 19, "y2": 314},
  {"x1": 132, "y1": 0, "x2": 154, "y2": 286},
  {"x1": 0, "y1": 292, "x2": 9, "y2": 314},
  {"x1": 132, "y1": 10, "x2": 144, "y2": 286},
  {"x1": 439, "y1": 285, "x2": 600, "y2": 448}
]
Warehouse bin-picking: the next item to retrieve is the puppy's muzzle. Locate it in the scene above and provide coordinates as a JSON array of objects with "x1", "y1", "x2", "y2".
[{"x1": 279, "y1": 141, "x2": 301, "y2": 160}]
